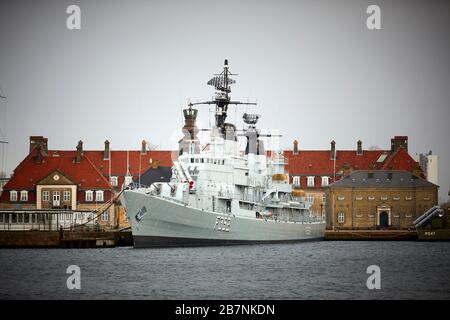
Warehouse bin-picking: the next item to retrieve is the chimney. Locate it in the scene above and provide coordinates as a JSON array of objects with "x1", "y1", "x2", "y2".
[
  {"x1": 330, "y1": 140, "x2": 336, "y2": 160},
  {"x1": 29, "y1": 136, "x2": 48, "y2": 154},
  {"x1": 141, "y1": 140, "x2": 147, "y2": 155},
  {"x1": 103, "y1": 140, "x2": 110, "y2": 160},
  {"x1": 391, "y1": 136, "x2": 408, "y2": 153},
  {"x1": 342, "y1": 162, "x2": 352, "y2": 177},
  {"x1": 151, "y1": 159, "x2": 160, "y2": 169},
  {"x1": 357, "y1": 140, "x2": 363, "y2": 155},
  {"x1": 293, "y1": 140, "x2": 299, "y2": 155},
  {"x1": 75, "y1": 140, "x2": 83, "y2": 163},
  {"x1": 34, "y1": 143, "x2": 44, "y2": 164}
]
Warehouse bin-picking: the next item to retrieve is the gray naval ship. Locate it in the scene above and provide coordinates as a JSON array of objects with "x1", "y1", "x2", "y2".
[{"x1": 121, "y1": 60, "x2": 325, "y2": 247}]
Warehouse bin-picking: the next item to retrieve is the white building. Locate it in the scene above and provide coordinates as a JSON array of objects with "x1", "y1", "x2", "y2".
[{"x1": 415, "y1": 151, "x2": 438, "y2": 186}]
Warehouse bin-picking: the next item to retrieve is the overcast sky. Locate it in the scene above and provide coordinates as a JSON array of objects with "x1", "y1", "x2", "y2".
[{"x1": 0, "y1": 0, "x2": 449, "y2": 201}]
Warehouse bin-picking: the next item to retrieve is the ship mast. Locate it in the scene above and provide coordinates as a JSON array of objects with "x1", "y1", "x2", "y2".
[{"x1": 188, "y1": 59, "x2": 256, "y2": 138}]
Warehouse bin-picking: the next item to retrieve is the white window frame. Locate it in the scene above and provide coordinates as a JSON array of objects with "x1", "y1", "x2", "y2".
[
  {"x1": 10, "y1": 190, "x2": 17, "y2": 202},
  {"x1": 101, "y1": 211, "x2": 109, "y2": 221},
  {"x1": 307, "y1": 193, "x2": 314, "y2": 203},
  {"x1": 20, "y1": 190, "x2": 28, "y2": 202},
  {"x1": 124, "y1": 175, "x2": 133, "y2": 186},
  {"x1": 63, "y1": 191, "x2": 71, "y2": 202},
  {"x1": 293, "y1": 176, "x2": 300, "y2": 186},
  {"x1": 307, "y1": 176, "x2": 315, "y2": 187},
  {"x1": 42, "y1": 191, "x2": 50, "y2": 202},
  {"x1": 321, "y1": 176, "x2": 329, "y2": 186},
  {"x1": 96, "y1": 190, "x2": 104, "y2": 202},
  {"x1": 337, "y1": 195, "x2": 345, "y2": 201},
  {"x1": 85, "y1": 190, "x2": 93, "y2": 202},
  {"x1": 337, "y1": 212, "x2": 345, "y2": 223},
  {"x1": 110, "y1": 176, "x2": 118, "y2": 187}
]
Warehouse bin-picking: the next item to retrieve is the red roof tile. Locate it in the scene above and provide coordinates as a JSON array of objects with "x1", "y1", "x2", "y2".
[{"x1": 2, "y1": 150, "x2": 112, "y2": 191}]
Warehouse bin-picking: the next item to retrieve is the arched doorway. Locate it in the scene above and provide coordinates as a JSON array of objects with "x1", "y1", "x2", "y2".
[{"x1": 379, "y1": 211, "x2": 389, "y2": 229}]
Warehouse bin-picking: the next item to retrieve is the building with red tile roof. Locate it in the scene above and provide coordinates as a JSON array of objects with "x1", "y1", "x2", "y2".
[
  {"x1": 0, "y1": 137, "x2": 174, "y2": 229},
  {"x1": 284, "y1": 136, "x2": 424, "y2": 217}
]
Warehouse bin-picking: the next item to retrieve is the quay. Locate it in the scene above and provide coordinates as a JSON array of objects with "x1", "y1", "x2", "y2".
[
  {"x1": 324, "y1": 229, "x2": 418, "y2": 241},
  {"x1": 0, "y1": 230, "x2": 132, "y2": 248},
  {"x1": 0, "y1": 209, "x2": 133, "y2": 248}
]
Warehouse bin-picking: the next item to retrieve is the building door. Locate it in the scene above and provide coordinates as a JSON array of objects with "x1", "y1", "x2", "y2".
[
  {"x1": 52, "y1": 191, "x2": 60, "y2": 207},
  {"x1": 379, "y1": 211, "x2": 389, "y2": 228}
]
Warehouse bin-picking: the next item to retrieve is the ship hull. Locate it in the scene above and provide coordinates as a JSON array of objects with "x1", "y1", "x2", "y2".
[{"x1": 122, "y1": 190, "x2": 325, "y2": 248}]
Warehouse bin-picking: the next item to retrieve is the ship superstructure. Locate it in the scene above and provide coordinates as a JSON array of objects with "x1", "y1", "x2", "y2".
[{"x1": 121, "y1": 60, "x2": 325, "y2": 247}]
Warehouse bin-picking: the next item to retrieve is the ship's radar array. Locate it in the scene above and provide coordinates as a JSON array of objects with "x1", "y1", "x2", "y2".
[{"x1": 188, "y1": 59, "x2": 257, "y2": 140}]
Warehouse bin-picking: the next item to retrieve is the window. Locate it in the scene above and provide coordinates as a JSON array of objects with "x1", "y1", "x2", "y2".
[
  {"x1": 63, "y1": 191, "x2": 71, "y2": 202},
  {"x1": 337, "y1": 212, "x2": 345, "y2": 223},
  {"x1": 20, "y1": 190, "x2": 28, "y2": 202},
  {"x1": 381, "y1": 195, "x2": 388, "y2": 201},
  {"x1": 368, "y1": 196, "x2": 375, "y2": 201},
  {"x1": 307, "y1": 194, "x2": 314, "y2": 203},
  {"x1": 337, "y1": 195, "x2": 345, "y2": 201},
  {"x1": 96, "y1": 190, "x2": 104, "y2": 202},
  {"x1": 124, "y1": 175, "x2": 133, "y2": 186},
  {"x1": 101, "y1": 211, "x2": 109, "y2": 221},
  {"x1": 322, "y1": 194, "x2": 326, "y2": 203},
  {"x1": 321, "y1": 176, "x2": 329, "y2": 186},
  {"x1": 42, "y1": 191, "x2": 50, "y2": 201},
  {"x1": 355, "y1": 196, "x2": 363, "y2": 201},
  {"x1": 405, "y1": 196, "x2": 413, "y2": 201},
  {"x1": 393, "y1": 196, "x2": 400, "y2": 201},
  {"x1": 10, "y1": 190, "x2": 17, "y2": 202},
  {"x1": 85, "y1": 190, "x2": 93, "y2": 202},
  {"x1": 293, "y1": 176, "x2": 300, "y2": 186},
  {"x1": 307, "y1": 176, "x2": 315, "y2": 187},
  {"x1": 110, "y1": 176, "x2": 118, "y2": 187}
]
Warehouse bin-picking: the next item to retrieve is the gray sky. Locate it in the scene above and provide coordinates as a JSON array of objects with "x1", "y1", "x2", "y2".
[{"x1": 0, "y1": 0, "x2": 449, "y2": 201}]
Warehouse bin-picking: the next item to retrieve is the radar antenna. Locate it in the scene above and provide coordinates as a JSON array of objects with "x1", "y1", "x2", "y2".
[{"x1": 188, "y1": 59, "x2": 257, "y2": 136}]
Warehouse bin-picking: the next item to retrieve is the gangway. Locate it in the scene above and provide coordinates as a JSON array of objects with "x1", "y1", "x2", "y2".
[{"x1": 413, "y1": 205, "x2": 443, "y2": 229}]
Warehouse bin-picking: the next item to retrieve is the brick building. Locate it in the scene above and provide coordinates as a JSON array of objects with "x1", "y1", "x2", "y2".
[
  {"x1": 326, "y1": 170, "x2": 438, "y2": 230},
  {"x1": 0, "y1": 136, "x2": 173, "y2": 229},
  {"x1": 284, "y1": 136, "x2": 424, "y2": 218}
]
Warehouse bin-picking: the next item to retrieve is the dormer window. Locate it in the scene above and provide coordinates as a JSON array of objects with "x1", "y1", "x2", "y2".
[
  {"x1": 321, "y1": 176, "x2": 329, "y2": 186},
  {"x1": 10, "y1": 190, "x2": 18, "y2": 202},
  {"x1": 293, "y1": 176, "x2": 300, "y2": 186},
  {"x1": 307, "y1": 176, "x2": 315, "y2": 187},
  {"x1": 85, "y1": 190, "x2": 93, "y2": 202},
  {"x1": 124, "y1": 176, "x2": 133, "y2": 186},
  {"x1": 20, "y1": 190, "x2": 28, "y2": 202},
  {"x1": 110, "y1": 176, "x2": 118, "y2": 187},
  {"x1": 96, "y1": 190, "x2": 104, "y2": 202}
]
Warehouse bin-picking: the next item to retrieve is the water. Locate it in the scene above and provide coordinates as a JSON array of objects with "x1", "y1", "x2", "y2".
[{"x1": 0, "y1": 241, "x2": 449, "y2": 299}]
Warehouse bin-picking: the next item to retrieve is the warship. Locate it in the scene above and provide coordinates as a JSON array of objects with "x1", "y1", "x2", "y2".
[{"x1": 121, "y1": 60, "x2": 325, "y2": 247}]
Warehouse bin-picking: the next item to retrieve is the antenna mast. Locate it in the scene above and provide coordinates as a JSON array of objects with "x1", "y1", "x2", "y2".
[{"x1": 188, "y1": 59, "x2": 257, "y2": 137}]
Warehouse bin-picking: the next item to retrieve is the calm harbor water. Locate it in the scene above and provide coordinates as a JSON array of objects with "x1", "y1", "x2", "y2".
[{"x1": 0, "y1": 241, "x2": 449, "y2": 300}]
